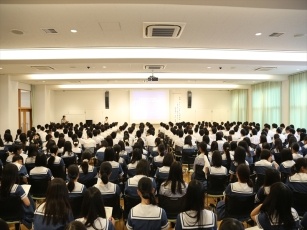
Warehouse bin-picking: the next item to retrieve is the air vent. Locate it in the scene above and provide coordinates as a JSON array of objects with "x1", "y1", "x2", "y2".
[
  {"x1": 42, "y1": 28, "x2": 58, "y2": 34},
  {"x1": 144, "y1": 65, "x2": 165, "y2": 70},
  {"x1": 269, "y1": 32, "x2": 284, "y2": 37},
  {"x1": 143, "y1": 22, "x2": 186, "y2": 38},
  {"x1": 254, "y1": 67, "x2": 277, "y2": 71},
  {"x1": 31, "y1": 66, "x2": 54, "y2": 70}
]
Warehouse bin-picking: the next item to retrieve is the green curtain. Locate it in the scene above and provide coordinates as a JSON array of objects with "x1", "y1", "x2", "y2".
[
  {"x1": 251, "y1": 82, "x2": 281, "y2": 126},
  {"x1": 231, "y1": 89, "x2": 248, "y2": 122},
  {"x1": 289, "y1": 71, "x2": 307, "y2": 128}
]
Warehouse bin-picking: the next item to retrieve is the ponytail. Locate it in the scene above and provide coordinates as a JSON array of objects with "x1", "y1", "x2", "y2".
[
  {"x1": 99, "y1": 162, "x2": 112, "y2": 185},
  {"x1": 142, "y1": 192, "x2": 157, "y2": 205},
  {"x1": 137, "y1": 177, "x2": 156, "y2": 205},
  {"x1": 81, "y1": 160, "x2": 89, "y2": 174},
  {"x1": 67, "y1": 179, "x2": 75, "y2": 192},
  {"x1": 101, "y1": 172, "x2": 109, "y2": 184},
  {"x1": 67, "y1": 164, "x2": 79, "y2": 192},
  {"x1": 47, "y1": 155, "x2": 55, "y2": 168},
  {"x1": 225, "y1": 147, "x2": 231, "y2": 166}
]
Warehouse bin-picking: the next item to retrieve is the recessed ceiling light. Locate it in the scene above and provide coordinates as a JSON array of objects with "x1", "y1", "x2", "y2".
[
  {"x1": 70, "y1": 29, "x2": 77, "y2": 33},
  {"x1": 255, "y1": 33, "x2": 262, "y2": 36},
  {"x1": 42, "y1": 81, "x2": 45, "y2": 83},
  {"x1": 207, "y1": 67, "x2": 211, "y2": 69},
  {"x1": 0, "y1": 67, "x2": 3, "y2": 70},
  {"x1": 297, "y1": 69, "x2": 300, "y2": 71},
  {"x1": 102, "y1": 66, "x2": 107, "y2": 69}
]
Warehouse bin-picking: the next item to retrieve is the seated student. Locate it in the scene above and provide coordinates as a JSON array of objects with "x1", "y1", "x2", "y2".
[
  {"x1": 75, "y1": 187, "x2": 115, "y2": 230},
  {"x1": 78, "y1": 150, "x2": 98, "y2": 186},
  {"x1": 72, "y1": 139, "x2": 82, "y2": 163},
  {"x1": 292, "y1": 142, "x2": 303, "y2": 161},
  {"x1": 279, "y1": 148, "x2": 296, "y2": 176},
  {"x1": 159, "y1": 161, "x2": 187, "y2": 198},
  {"x1": 94, "y1": 162, "x2": 121, "y2": 198},
  {"x1": 254, "y1": 149, "x2": 279, "y2": 175},
  {"x1": 127, "y1": 148, "x2": 142, "y2": 178},
  {"x1": 47, "y1": 145, "x2": 65, "y2": 169},
  {"x1": 25, "y1": 143, "x2": 38, "y2": 171},
  {"x1": 286, "y1": 158, "x2": 307, "y2": 193},
  {"x1": 118, "y1": 140, "x2": 129, "y2": 164},
  {"x1": 34, "y1": 178, "x2": 74, "y2": 230},
  {"x1": 203, "y1": 150, "x2": 228, "y2": 177},
  {"x1": 67, "y1": 164, "x2": 87, "y2": 198},
  {"x1": 153, "y1": 143, "x2": 166, "y2": 169},
  {"x1": 271, "y1": 138, "x2": 283, "y2": 165},
  {"x1": 0, "y1": 164, "x2": 34, "y2": 229},
  {"x1": 133, "y1": 141, "x2": 148, "y2": 160},
  {"x1": 103, "y1": 147, "x2": 123, "y2": 183},
  {"x1": 251, "y1": 182, "x2": 300, "y2": 230},
  {"x1": 62, "y1": 141, "x2": 77, "y2": 159},
  {"x1": 220, "y1": 142, "x2": 234, "y2": 170},
  {"x1": 238, "y1": 139, "x2": 254, "y2": 165},
  {"x1": 6, "y1": 143, "x2": 24, "y2": 163},
  {"x1": 175, "y1": 180, "x2": 217, "y2": 230},
  {"x1": 29, "y1": 153, "x2": 54, "y2": 180},
  {"x1": 12, "y1": 155, "x2": 28, "y2": 184},
  {"x1": 192, "y1": 142, "x2": 210, "y2": 180},
  {"x1": 219, "y1": 218, "x2": 244, "y2": 230},
  {"x1": 125, "y1": 159, "x2": 156, "y2": 197},
  {"x1": 126, "y1": 177, "x2": 168, "y2": 230},
  {"x1": 216, "y1": 164, "x2": 254, "y2": 220},
  {"x1": 113, "y1": 144, "x2": 128, "y2": 178},
  {"x1": 229, "y1": 146, "x2": 249, "y2": 182},
  {"x1": 96, "y1": 140, "x2": 108, "y2": 163},
  {"x1": 155, "y1": 153, "x2": 173, "y2": 182},
  {"x1": 183, "y1": 135, "x2": 196, "y2": 151},
  {"x1": 255, "y1": 168, "x2": 280, "y2": 204}
]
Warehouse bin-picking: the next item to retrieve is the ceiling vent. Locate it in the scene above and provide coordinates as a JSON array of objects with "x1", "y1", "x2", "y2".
[
  {"x1": 31, "y1": 66, "x2": 54, "y2": 70},
  {"x1": 269, "y1": 32, "x2": 284, "y2": 37},
  {"x1": 41, "y1": 28, "x2": 58, "y2": 34},
  {"x1": 254, "y1": 67, "x2": 277, "y2": 71},
  {"x1": 143, "y1": 22, "x2": 186, "y2": 38},
  {"x1": 144, "y1": 65, "x2": 165, "y2": 70}
]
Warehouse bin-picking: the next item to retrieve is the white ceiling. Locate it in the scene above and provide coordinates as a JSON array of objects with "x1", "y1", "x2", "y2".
[{"x1": 0, "y1": 0, "x2": 306, "y2": 89}]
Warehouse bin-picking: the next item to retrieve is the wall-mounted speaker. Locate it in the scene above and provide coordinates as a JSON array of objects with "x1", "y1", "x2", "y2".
[
  {"x1": 187, "y1": 91, "x2": 192, "y2": 108},
  {"x1": 105, "y1": 91, "x2": 109, "y2": 109}
]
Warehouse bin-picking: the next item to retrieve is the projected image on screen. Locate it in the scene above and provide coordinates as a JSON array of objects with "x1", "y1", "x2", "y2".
[{"x1": 130, "y1": 90, "x2": 169, "y2": 124}]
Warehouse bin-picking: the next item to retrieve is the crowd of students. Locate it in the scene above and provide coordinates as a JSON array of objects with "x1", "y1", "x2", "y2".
[{"x1": 0, "y1": 120, "x2": 306, "y2": 229}]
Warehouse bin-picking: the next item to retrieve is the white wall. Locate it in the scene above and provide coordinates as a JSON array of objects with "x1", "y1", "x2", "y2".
[{"x1": 51, "y1": 89, "x2": 231, "y2": 125}]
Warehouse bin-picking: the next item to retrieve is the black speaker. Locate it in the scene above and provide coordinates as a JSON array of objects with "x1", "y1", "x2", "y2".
[
  {"x1": 187, "y1": 91, "x2": 192, "y2": 108},
  {"x1": 105, "y1": 91, "x2": 109, "y2": 109}
]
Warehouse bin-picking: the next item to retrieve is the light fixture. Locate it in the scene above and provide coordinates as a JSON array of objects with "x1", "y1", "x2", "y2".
[
  {"x1": 297, "y1": 69, "x2": 300, "y2": 71},
  {"x1": 255, "y1": 33, "x2": 262, "y2": 36},
  {"x1": 0, "y1": 67, "x2": 3, "y2": 70},
  {"x1": 102, "y1": 66, "x2": 107, "y2": 69},
  {"x1": 207, "y1": 67, "x2": 211, "y2": 69},
  {"x1": 70, "y1": 29, "x2": 77, "y2": 33}
]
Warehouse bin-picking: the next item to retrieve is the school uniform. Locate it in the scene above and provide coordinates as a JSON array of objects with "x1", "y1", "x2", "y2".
[
  {"x1": 208, "y1": 166, "x2": 228, "y2": 176},
  {"x1": 10, "y1": 184, "x2": 35, "y2": 229},
  {"x1": 153, "y1": 155, "x2": 164, "y2": 168},
  {"x1": 78, "y1": 164, "x2": 98, "y2": 184},
  {"x1": 126, "y1": 203, "x2": 169, "y2": 230},
  {"x1": 29, "y1": 166, "x2": 54, "y2": 180},
  {"x1": 292, "y1": 153, "x2": 303, "y2": 161},
  {"x1": 125, "y1": 175, "x2": 156, "y2": 197},
  {"x1": 229, "y1": 161, "x2": 249, "y2": 175},
  {"x1": 255, "y1": 186, "x2": 270, "y2": 204},
  {"x1": 279, "y1": 160, "x2": 296, "y2": 175},
  {"x1": 175, "y1": 209, "x2": 217, "y2": 230},
  {"x1": 155, "y1": 166, "x2": 170, "y2": 181},
  {"x1": 25, "y1": 156, "x2": 36, "y2": 168},
  {"x1": 76, "y1": 217, "x2": 114, "y2": 230},
  {"x1": 127, "y1": 161, "x2": 139, "y2": 178},
  {"x1": 67, "y1": 181, "x2": 87, "y2": 198},
  {"x1": 106, "y1": 160, "x2": 124, "y2": 183},
  {"x1": 94, "y1": 181, "x2": 121, "y2": 198},
  {"x1": 48, "y1": 155, "x2": 65, "y2": 167},
  {"x1": 33, "y1": 202, "x2": 74, "y2": 230},
  {"x1": 159, "y1": 181, "x2": 188, "y2": 198},
  {"x1": 286, "y1": 173, "x2": 307, "y2": 193},
  {"x1": 255, "y1": 208, "x2": 300, "y2": 230},
  {"x1": 254, "y1": 159, "x2": 276, "y2": 175}
]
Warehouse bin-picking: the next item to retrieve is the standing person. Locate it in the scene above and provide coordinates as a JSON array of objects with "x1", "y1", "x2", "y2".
[
  {"x1": 250, "y1": 182, "x2": 300, "y2": 230},
  {"x1": 0, "y1": 164, "x2": 34, "y2": 229},
  {"x1": 33, "y1": 178, "x2": 74, "y2": 229},
  {"x1": 104, "y1": 117, "x2": 109, "y2": 125},
  {"x1": 61, "y1": 115, "x2": 68, "y2": 124},
  {"x1": 75, "y1": 187, "x2": 115, "y2": 230},
  {"x1": 126, "y1": 177, "x2": 169, "y2": 230},
  {"x1": 175, "y1": 180, "x2": 217, "y2": 230}
]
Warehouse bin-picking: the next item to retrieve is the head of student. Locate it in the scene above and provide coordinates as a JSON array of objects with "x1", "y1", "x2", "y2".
[
  {"x1": 0, "y1": 163, "x2": 19, "y2": 197},
  {"x1": 137, "y1": 177, "x2": 156, "y2": 205},
  {"x1": 135, "y1": 159, "x2": 150, "y2": 176},
  {"x1": 165, "y1": 161, "x2": 185, "y2": 194},
  {"x1": 99, "y1": 161, "x2": 112, "y2": 184},
  {"x1": 219, "y1": 218, "x2": 244, "y2": 230}
]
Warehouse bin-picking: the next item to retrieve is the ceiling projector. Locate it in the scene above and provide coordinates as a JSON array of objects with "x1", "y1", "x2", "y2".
[{"x1": 148, "y1": 75, "x2": 158, "y2": 81}]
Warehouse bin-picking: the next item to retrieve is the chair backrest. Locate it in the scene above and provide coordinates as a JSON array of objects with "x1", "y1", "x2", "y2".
[
  {"x1": 0, "y1": 195, "x2": 23, "y2": 221},
  {"x1": 123, "y1": 195, "x2": 141, "y2": 220},
  {"x1": 194, "y1": 164, "x2": 206, "y2": 181},
  {"x1": 102, "y1": 194, "x2": 122, "y2": 219},
  {"x1": 69, "y1": 196, "x2": 84, "y2": 219},
  {"x1": 62, "y1": 157, "x2": 76, "y2": 169},
  {"x1": 49, "y1": 165, "x2": 65, "y2": 179},
  {"x1": 225, "y1": 194, "x2": 255, "y2": 220},
  {"x1": 82, "y1": 177, "x2": 98, "y2": 188},
  {"x1": 255, "y1": 174, "x2": 265, "y2": 191},
  {"x1": 292, "y1": 191, "x2": 307, "y2": 216},
  {"x1": 181, "y1": 149, "x2": 196, "y2": 165},
  {"x1": 29, "y1": 177, "x2": 50, "y2": 198},
  {"x1": 207, "y1": 174, "x2": 229, "y2": 195},
  {"x1": 158, "y1": 195, "x2": 186, "y2": 219}
]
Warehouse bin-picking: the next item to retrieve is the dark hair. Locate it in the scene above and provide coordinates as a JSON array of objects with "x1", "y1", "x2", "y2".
[
  {"x1": 236, "y1": 164, "x2": 253, "y2": 188},
  {"x1": 260, "y1": 149, "x2": 271, "y2": 160},
  {"x1": 99, "y1": 161, "x2": 112, "y2": 184},
  {"x1": 261, "y1": 182, "x2": 295, "y2": 229},
  {"x1": 234, "y1": 146, "x2": 246, "y2": 165},
  {"x1": 130, "y1": 148, "x2": 142, "y2": 164},
  {"x1": 293, "y1": 158, "x2": 307, "y2": 174},
  {"x1": 81, "y1": 187, "x2": 106, "y2": 229},
  {"x1": 47, "y1": 145, "x2": 59, "y2": 168},
  {"x1": 212, "y1": 150, "x2": 222, "y2": 167},
  {"x1": 0, "y1": 164, "x2": 19, "y2": 197},
  {"x1": 135, "y1": 159, "x2": 150, "y2": 176},
  {"x1": 184, "y1": 135, "x2": 192, "y2": 146},
  {"x1": 183, "y1": 180, "x2": 204, "y2": 225},
  {"x1": 158, "y1": 144, "x2": 165, "y2": 157},
  {"x1": 80, "y1": 150, "x2": 92, "y2": 175},
  {"x1": 264, "y1": 168, "x2": 280, "y2": 186},
  {"x1": 137, "y1": 177, "x2": 156, "y2": 205},
  {"x1": 210, "y1": 141, "x2": 218, "y2": 152},
  {"x1": 0, "y1": 218, "x2": 9, "y2": 230},
  {"x1": 63, "y1": 141, "x2": 73, "y2": 156},
  {"x1": 164, "y1": 161, "x2": 185, "y2": 195},
  {"x1": 222, "y1": 142, "x2": 231, "y2": 166},
  {"x1": 35, "y1": 153, "x2": 47, "y2": 167},
  {"x1": 281, "y1": 148, "x2": 293, "y2": 162},
  {"x1": 103, "y1": 146, "x2": 115, "y2": 161},
  {"x1": 219, "y1": 218, "x2": 244, "y2": 230},
  {"x1": 198, "y1": 142, "x2": 207, "y2": 154},
  {"x1": 43, "y1": 178, "x2": 71, "y2": 226},
  {"x1": 162, "y1": 153, "x2": 174, "y2": 167},
  {"x1": 65, "y1": 221, "x2": 87, "y2": 230},
  {"x1": 67, "y1": 164, "x2": 79, "y2": 192},
  {"x1": 291, "y1": 142, "x2": 299, "y2": 152}
]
